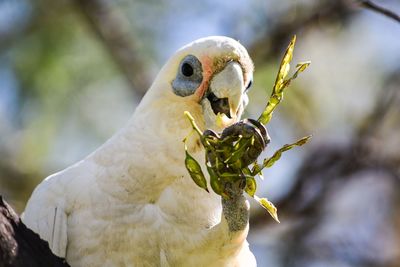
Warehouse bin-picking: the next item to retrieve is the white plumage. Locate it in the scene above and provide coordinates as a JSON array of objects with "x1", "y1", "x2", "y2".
[{"x1": 23, "y1": 36, "x2": 256, "y2": 266}]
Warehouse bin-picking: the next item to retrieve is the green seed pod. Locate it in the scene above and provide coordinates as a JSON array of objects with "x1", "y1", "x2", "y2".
[
  {"x1": 207, "y1": 165, "x2": 224, "y2": 196},
  {"x1": 220, "y1": 172, "x2": 241, "y2": 183},
  {"x1": 184, "y1": 149, "x2": 209, "y2": 193}
]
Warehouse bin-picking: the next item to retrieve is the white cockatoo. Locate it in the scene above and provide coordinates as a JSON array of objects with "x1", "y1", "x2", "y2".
[{"x1": 23, "y1": 36, "x2": 257, "y2": 267}]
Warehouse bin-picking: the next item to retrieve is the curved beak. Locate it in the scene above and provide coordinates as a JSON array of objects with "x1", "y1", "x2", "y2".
[{"x1": 201, "y1": 61, "x2": 248, "y2": 129}]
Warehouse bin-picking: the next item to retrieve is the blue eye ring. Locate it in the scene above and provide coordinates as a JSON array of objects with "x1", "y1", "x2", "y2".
[{"x1": 172, "y1": 55, "x2": 203, "y2": 97}]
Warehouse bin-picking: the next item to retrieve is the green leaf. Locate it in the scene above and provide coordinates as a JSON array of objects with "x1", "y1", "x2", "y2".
[
  {"x1": 255, "y1": 135, "x2": 312, "y2": 173},
  {"x1": 245, "y1": 176, "x2": 257, "y2": 197},
  {"x1": 258, "y1": 35, "x2": 297, "y2": 125},
  {"x1": 258, "y1": 36, "x2": 311, "y2": 126},
  {"x1": 281, "y1": 61, "x2": 311, "y2": 89},
  {"x1": 181, "y1": 37, "x2": 312, "y2": 225},
  {"x1": 255, "y1": 196, "x2": 280, "y2": 223},
  {"x1": 274, "y1": 36, "x2": 296, "y2": 92}
]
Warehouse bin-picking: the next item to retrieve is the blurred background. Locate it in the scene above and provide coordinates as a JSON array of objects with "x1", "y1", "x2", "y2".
[{"x1": 0, "y1": 0, "x2": 399, "y2": 266}]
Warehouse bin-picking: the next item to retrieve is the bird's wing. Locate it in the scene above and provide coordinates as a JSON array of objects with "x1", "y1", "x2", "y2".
[{"x1": 22, "y1": 178, "x2": 68, "y2": 258}]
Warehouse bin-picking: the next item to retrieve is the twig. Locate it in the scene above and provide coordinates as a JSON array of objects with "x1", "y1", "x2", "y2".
[
  {"x1": 358, "y1": 0, "x2": 400, "y2": 23},
  {"x1": 73, "y1": 0, "x2": 151, "y2": 99},
  {"x1": 249, "y1": 0, "x2": 352, "y2": 63}
]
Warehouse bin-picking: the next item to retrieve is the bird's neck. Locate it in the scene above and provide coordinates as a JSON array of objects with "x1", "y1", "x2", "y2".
[{"x1": 91, "y1": 92, "x2": 207, "y2": 203}]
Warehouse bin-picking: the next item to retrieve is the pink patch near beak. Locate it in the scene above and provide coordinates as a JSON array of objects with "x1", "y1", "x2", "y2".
[{"x1": 195, "y1": 56, "x2": 213, "y2": 101}]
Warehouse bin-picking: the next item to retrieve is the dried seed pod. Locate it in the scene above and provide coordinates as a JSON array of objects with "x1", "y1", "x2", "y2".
[
  {"x1": 220, "y1": 121, "x2": 255, "y2": 140},
  {"x1": 246, "y1": 118, "x2": 270, "y2": 146}
]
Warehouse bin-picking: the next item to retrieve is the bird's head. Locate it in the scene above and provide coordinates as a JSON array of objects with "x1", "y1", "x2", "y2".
[{"x1": 137, "y1": 36, "x2": 254, "y2": 134}]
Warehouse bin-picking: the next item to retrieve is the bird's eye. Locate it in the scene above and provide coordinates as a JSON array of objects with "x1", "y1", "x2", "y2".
[
  {"x1": 181, "y1": 63, "x2": 194, "y2": 77},
  {"x1": 246, "y1": 80, "x2": 253, "y2": 91},
  {"x1": 172, "y1": 55, "x2": 203, "y2": 97}
]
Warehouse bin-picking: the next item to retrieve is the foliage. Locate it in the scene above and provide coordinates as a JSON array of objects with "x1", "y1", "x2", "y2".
[{"x1": 184, "y1": 36, "x2": 311, "y2": 223}]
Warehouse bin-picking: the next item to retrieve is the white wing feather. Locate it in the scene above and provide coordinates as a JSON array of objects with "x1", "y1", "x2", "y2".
[{"x1": 22, "y1": 175, "x2": 68, "y2": 258}]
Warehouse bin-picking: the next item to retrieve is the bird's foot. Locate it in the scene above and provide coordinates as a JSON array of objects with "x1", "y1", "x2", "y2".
[{"x1": 221, "y1": 179, "x2": 249, "y2": 232}]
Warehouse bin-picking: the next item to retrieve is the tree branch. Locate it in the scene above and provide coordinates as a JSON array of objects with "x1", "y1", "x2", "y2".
[
  {"x1": 73, "y1": 0, "x2": 151, "y2": 99},
  {"x1": 0, "y1": 196, "x2": 70, "y2": 267},
  {"x1": 249, "y1": 0, "x2": 353, "y2": 63},
  {"x1": 358, "y1": 0, "x2": 400, "y2": 23}
]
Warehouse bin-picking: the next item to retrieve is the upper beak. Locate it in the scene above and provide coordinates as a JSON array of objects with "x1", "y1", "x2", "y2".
[{"x1": 202, "y1": 61, "x2": 246, "y2": 123}]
